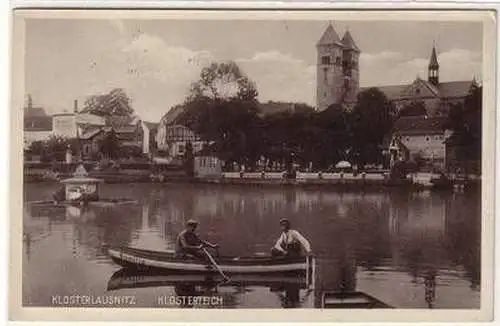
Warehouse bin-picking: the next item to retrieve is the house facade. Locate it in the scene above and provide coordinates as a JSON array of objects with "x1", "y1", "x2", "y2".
[
  {"x1": 390, "y1": 116, "x2": 451, "y2": 170},
  {"x1": 156, "y1": 124, "x2": 204, "y2": 158}
]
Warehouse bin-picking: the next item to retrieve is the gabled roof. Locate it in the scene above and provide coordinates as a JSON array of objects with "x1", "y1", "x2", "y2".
[
  {"x1": 438, "y1": 81, "x2": 474, "y2": 98},
  {"x1": 429, "y1": 46, "x2": 439, "y2": 68},
  {"x1": 24, "y1": 106, "x2": 47, "y2": 117},
  {"x1": 358, "y1": 80, "x2": 474, "y2": 101},
  {"x1": 24, "y1": 116, "x2": 53, "y2": 131},
  {"x1": 161, "y1": 104, "x2": 185, "y2": 126},
  {"x1": 393, "y1": 116, "x2": 447, "y2": 135},
  {"x1": 142, "y1": 121, "x2": 159, "y2": 131},
  {"x1": 341, "y1": 30, "x2": 360, "y2": 52},
  {"x1": 79, "y1": 128, "x2": 103, "y2": 140},
  {"x1": 106, "y1": 115, "x2": 135, "y2": 128},
  {"x1": 317, "y1": 24, "x2": 343, "y2": 47}
]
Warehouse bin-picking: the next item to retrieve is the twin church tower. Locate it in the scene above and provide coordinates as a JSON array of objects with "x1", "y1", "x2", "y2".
[{"x1": 316, "y1": 23, "x2": 443, "y2": 112}]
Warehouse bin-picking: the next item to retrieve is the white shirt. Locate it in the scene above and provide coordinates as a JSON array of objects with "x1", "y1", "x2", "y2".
[{"x1": 274, "y1": 229, "x2": 312, "y2": 253}]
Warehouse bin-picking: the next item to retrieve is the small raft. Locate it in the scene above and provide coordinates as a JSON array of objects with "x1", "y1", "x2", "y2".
[{"x1": 108, "y1": 246, "x2": 315, "y2": 275}]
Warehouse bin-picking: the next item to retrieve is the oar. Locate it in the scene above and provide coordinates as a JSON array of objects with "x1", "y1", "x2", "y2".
[{"x1": 202, "y1": 247, "x2": 230, "y2": 283}]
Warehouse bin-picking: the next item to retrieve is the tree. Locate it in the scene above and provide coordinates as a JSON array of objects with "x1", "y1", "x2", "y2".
[
  {"x1": 350, "y1": 88, "x2": 396, "y2": 166},
  {"x1": 183, "y1": 141, "x2": 194, "y2": 177},
  {"x1": 399, "y1": 101, "x2": 427, "y2": 117},
  {"x1": 446, "y1": 85, "x2": 482, "y2": 172},
  {"x1": 99, "y1": 130, "x2": 120, "y2": 159},
  {"x1": 82, "y1": 88, "x2": 134, "y2": 117},
  {"x1": 188, "y1": 61, "x2": 258, "y2": 103}
]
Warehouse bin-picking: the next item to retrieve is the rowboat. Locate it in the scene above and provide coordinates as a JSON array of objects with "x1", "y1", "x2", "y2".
[
  {"x1": 321, "y1": 291, "x2": 392, "y2": 308},
  {"x1": 107, "y1": 268, "x2": 308, "y2": 291},
  {"x1": 108, "y1": 246, "x2": 315, "y2": 276}
]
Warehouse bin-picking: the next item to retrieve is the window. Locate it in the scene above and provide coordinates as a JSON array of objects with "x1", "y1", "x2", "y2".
[
  {"x1": 323, "y1": 67, "x2": 328, "y2": 82},
  {"x1": 178, "y1": 144, "x2": 185, "y2": 154},
  {"x1": 321, "y1": 56, "x2": 331, "y2": 65},
  {"x1": 336, "y1": 56, "x2": 342, "y2": 65},
  {"x1": 425, "y1": 136, "x2": 430, "y2": 141},
  {"x1": 415, "y1": 88, "x2": 421, "y2": 95}
]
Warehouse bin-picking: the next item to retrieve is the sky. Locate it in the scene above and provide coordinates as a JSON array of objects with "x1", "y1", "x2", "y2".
[{"x1": 25, "y1": 19, "x2": 483, "y2": 122}]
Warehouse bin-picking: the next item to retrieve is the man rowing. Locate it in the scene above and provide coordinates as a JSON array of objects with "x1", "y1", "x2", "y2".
[
  {"x1": 271, "y1": 218, "x2": 312, "y2": 258},
  {"x1": 175, "y1": 219, "x2": 219, "y2": 260}
]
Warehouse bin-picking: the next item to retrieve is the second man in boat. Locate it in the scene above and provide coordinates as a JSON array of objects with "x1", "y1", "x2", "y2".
[
  {"x1": 272, "y1": 218, "x2": 312, "y2": 258},
  {"x1": 175, "y1": 219, "x2": 219, "y2": 260}
]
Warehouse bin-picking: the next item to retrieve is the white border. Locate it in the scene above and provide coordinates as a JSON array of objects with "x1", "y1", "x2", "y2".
[{"x1": 5, "y1": 5, "x2": 498, "y2": 325}]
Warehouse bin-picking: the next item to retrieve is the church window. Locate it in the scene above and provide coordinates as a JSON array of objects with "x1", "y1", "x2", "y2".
[{"x1": 321, "y1": 56, "x2": 331, "y2": 65}]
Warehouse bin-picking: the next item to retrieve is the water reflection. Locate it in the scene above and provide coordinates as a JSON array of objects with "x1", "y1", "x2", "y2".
[{"x1": 23, "y1": 183, "x2": 481, "y2": 308}]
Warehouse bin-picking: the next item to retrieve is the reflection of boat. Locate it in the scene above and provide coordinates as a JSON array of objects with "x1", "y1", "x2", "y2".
[
  {"x1": 107, "y1": 268, "x2": 307, "y2": 291},
  {"x1": 108, "y1": 246, "x2": 314, "y2": 275},
  {"x1": 26, "y1": 199, "x2": 138, "y2": 208},
  {"x1": 321, "y1": 291, "x2": 392, "y2": 308}
]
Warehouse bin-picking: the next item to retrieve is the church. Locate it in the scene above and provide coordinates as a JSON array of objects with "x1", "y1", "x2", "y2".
[{"x1": 316, "y1": 23, "x2": 479, "y2": 115}]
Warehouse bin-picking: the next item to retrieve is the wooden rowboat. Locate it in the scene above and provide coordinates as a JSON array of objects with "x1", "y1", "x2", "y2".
[{"x1": 108, "y1": 246, "x2": 315, "y2": 276}]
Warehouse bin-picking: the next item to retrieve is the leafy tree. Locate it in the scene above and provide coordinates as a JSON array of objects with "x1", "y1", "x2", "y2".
[
  {"x1": 99, "y1": 130, "x2": 120, "y2": 159},
  {"x1": 399, "y1": 101, "x2": 427, "y2": 117},
  {"x1": 446, "y1": 85, "x2": 482, "y2": 172},
  {"x1": 350, "y1": 88, "x2": 396, "y2": 166},
  {"x1": 81, "y1": 88, "x2": 134, "y2": 117},
  {"x1": 188, "y1": 61, "x2": 258, "y2": 103}
]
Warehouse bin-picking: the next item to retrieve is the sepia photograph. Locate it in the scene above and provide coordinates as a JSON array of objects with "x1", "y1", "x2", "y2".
[{"x1": 10, "y1": 9, "x2": 495, "y2": 322}]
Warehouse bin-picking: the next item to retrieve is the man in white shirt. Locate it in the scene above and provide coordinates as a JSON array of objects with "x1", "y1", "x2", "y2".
[{"x1": 271, "y1": 218, "x2": 312, "y2": 258}]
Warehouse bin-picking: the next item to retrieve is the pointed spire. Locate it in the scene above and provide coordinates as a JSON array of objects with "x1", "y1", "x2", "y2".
[
  {"x1": 341, "y1": 29, "x2": 360, "y2": 52},
  {"x1": 429, "y1": 43, "x2": 439, "y2": 69},
  {"x1": 317, "y1": 23, "x2": 342, "y2": 47}
]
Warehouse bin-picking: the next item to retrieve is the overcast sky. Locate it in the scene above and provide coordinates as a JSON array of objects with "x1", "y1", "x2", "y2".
[{"x1": 25, "y1": 19, "x2": 483, "y2": 121}]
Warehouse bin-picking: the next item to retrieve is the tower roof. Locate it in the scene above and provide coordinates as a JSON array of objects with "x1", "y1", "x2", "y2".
[
  {"x1": 341, "y1": 30, "x2": 360, "y2": 52},
  {"x1": 429, "y1": 45, "x2": 439, "y2": 68},
  {"x1": 317, "y1": 24, "x2": 342, "y2": 47}
]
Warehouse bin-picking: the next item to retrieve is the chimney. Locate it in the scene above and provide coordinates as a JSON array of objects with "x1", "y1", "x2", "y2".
[{"x1": 73, "y1": 99, "x2": 78, "y2": 113}]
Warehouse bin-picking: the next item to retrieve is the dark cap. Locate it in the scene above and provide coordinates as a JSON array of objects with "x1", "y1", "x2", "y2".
[
  {"x1": 186, "y1": 219, "x2": 199, "y2": 226},
  {"x1": 279, "y1": 218, "x2": 290, "y2": 226}
]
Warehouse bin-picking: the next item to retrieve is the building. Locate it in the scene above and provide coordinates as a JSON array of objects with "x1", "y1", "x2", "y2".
[
  {"x1": 316, "y1": 25, "x2": 360, "y2": 111},
  {"x1": 23, "y1": 96, "x2": 53, "y2": 145},
  {"x1": 156, "y1": 124, "x2": 204, "y2": 158},
  {"x1": 389, "y1": 116, "x2": 451, "y2": 170},
  {"x1": 141, "y1": 121, "x2": 159, "y2": 155},
  {"x1": 316, "y1": 24, "x2": 478, "y2": 115},
  {"x1": 194, "y1": 147, "x2": 223, "y2": 178}
]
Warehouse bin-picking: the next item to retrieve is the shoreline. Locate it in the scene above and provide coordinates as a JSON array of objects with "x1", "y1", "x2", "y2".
[{"x1": 23, "y1": 170, "x2": 480, "y2": 192}]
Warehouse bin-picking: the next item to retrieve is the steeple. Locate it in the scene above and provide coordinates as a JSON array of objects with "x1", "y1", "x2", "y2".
[
  {"x1": 27, "y1": 94, "x2": 33, "y2": 109},
  {"x1": 341, "y1": 30, "x2": 360, "y2": 52},
  {"x1": 317, "y1": 23, "x2": 342, "y2": 47},
  {"x1": 428, "y1": 42, "x2": 439, "y2": 85}
]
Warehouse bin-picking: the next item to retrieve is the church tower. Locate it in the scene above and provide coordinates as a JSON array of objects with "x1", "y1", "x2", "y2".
[
  {"x1": 316, "y1": 24, "x2": 345, "y2": 112},
  {"x1": 316, "y1": 24, "x2": 360, "y2": 111},
  {"x1": 340, "y1": 30, "x2": 360, "y2": 104},
  {"x1": 428, "y1": 44, "x2": 440, "y2": 86}
]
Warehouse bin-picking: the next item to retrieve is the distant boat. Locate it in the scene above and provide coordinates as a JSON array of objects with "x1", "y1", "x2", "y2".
[{"x1": 321, "y1": 291, "x2": 392, "y2": 308}]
